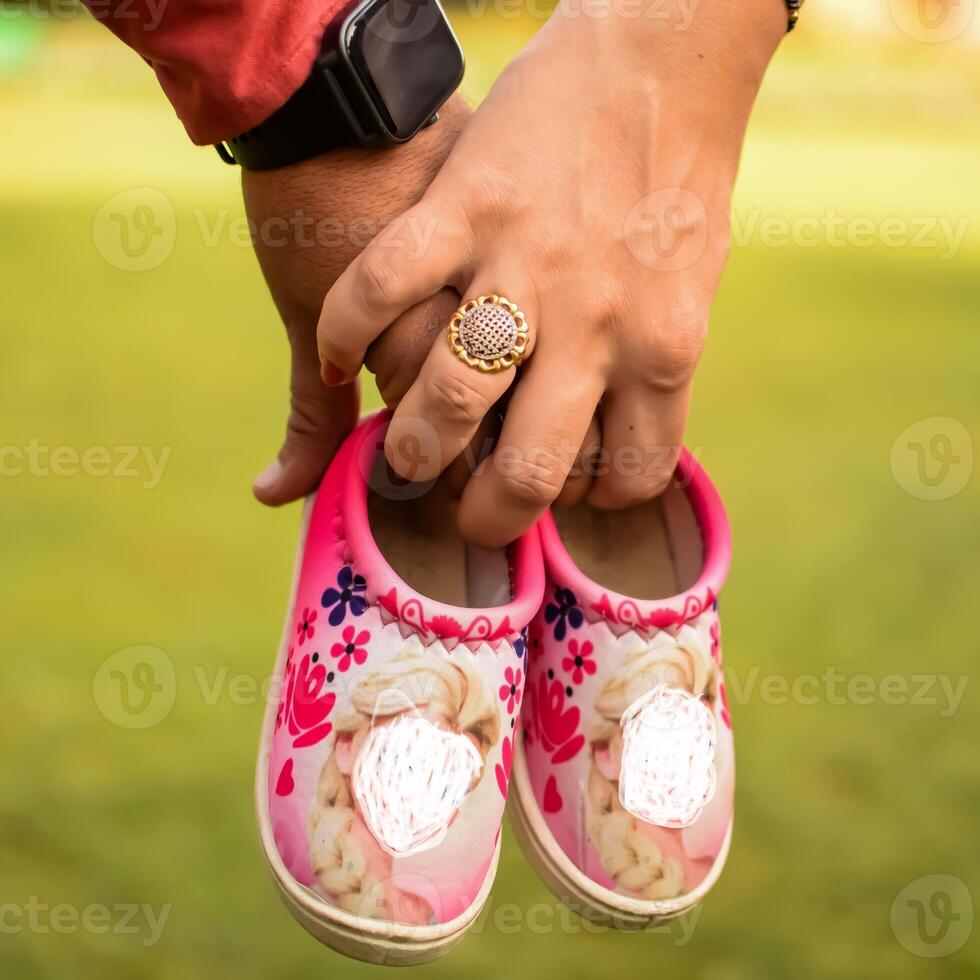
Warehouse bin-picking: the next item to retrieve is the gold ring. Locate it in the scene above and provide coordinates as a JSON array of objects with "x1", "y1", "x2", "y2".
[{"x1": 447, "y1": 295, "x2": 529, "y2": 373}]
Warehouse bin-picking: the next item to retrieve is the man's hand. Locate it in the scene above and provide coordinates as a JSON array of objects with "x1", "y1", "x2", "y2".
[{"x1": 244, "y1": 94, "x2": 470, "y2": 505}]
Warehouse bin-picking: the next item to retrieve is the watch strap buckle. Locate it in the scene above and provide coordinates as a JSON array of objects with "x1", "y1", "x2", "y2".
[{"x1": 214, "y1": 142, "x2": 237, "y2": 166}]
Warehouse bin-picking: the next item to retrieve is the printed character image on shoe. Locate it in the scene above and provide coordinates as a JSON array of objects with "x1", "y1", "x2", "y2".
[
  {"x1": 307, "y1": 651, "x2": 500, "y2": 925},
  {"x1": 511, "y1": 448, "x2": 734, "y2": 926}
]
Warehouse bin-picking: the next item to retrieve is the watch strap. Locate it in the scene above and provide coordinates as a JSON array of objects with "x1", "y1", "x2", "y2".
[
  {"x1": 215, "y1": 59, "x2": 369, "y2": 171},
  {"x1": 785, "y1": 0, "x2": 804, "y2": 31}
]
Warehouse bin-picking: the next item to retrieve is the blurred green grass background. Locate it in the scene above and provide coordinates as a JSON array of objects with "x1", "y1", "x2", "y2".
[{"x1": 1, "y1": 4, "x2": 979, "y2": 978}]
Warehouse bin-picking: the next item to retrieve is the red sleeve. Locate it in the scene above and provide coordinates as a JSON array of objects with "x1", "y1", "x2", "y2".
[{"x1": 82, "y1": 0, "x2": 348, "y2": 145}]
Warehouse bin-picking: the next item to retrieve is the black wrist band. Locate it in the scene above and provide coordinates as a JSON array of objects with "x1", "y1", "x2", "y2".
[
  {"x1": 215, "y1": 55, "x2": 367, "y2": 170},
  {"x1": 213, "y1": 0, "x2": 462, "y2": 171}
]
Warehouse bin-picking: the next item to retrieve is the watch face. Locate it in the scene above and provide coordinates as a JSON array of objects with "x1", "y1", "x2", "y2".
[{"x1": 347, "y1": 0, "x2": 464, "y2": 141}]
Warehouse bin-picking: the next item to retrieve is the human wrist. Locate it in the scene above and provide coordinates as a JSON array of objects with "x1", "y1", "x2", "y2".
[
  {"x1": 550, "y1": 0, "x2": 784, "y2": 74},
  {"x1": 242, "y1": 93, "x2": 468, "y2": 315},
  {"x1": 541, "y1": 0, "x2": 782, "y2": 171},
  {"x1": 549, "y1": 0, "x2": 782, "y2": 107},
  {"x1": 242, "y1": 92, "x2": 470, "y2": 209}
]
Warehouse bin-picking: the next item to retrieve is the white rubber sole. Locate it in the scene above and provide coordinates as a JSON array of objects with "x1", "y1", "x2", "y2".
[
  {"x1": 254, "y1": 496, "x2": 496, "y2": 965},
  {"x1": 508, "y1": 728, "x2": 732, "y2": 929}
]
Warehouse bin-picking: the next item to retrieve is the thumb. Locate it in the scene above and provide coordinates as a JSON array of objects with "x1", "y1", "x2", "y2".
[{"x1": 253, "y1": 337, "x2": 360, "y2": 506}]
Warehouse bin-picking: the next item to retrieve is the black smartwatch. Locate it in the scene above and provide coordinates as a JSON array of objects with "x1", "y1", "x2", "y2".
[{"x1": 216, "y1": 0, "x2": 464, "y2": 171}]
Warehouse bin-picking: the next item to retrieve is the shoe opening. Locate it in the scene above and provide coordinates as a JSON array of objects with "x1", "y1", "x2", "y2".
[
  {"x1": 366, "y1": 455, "x2": 512, "y2": 609},
  {"x1": 552, "y1": 484, "x2": 703, "y2": 600}
]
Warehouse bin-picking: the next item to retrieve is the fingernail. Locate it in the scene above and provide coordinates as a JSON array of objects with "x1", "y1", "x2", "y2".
[
  {"x1": 253, "y1": 460, "x2": 283, "y2": 497},
  {"x1": 322, "y1": 361, "x2": 348, "y2": 386}
]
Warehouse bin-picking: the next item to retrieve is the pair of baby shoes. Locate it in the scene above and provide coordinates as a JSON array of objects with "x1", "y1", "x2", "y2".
[{"x1": 257, "y1": 411, "x2": 733, "y2": 964}]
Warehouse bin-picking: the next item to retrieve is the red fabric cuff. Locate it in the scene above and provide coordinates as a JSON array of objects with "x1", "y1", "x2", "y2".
[{"x1": 83, "y1": 0, "x2": 349, "y2": 145}]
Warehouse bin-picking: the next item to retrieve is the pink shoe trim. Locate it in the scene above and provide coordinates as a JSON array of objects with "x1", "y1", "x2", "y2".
[
  {"x1": 341, "y1": 411, "x2": 544, "y2": 650},
  {"x1": 538, "y1": 447, "x2": 732, "y2": 631}
]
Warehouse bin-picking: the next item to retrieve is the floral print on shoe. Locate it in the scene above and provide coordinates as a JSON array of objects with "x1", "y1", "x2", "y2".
[
  {"x1": 513, "y1": 448, "x2": 734, "y2": 918},
  {"x1": 257, "y1": 412, "x2": 544, "y2": 962}
]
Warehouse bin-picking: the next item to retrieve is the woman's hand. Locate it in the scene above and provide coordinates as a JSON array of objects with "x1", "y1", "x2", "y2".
[
  {"x1": 244, "y1": 95, "x2": 470, "y2": 505},
  {"x1": 317, "y1": 0, "x2": 784, "y2": 545}
]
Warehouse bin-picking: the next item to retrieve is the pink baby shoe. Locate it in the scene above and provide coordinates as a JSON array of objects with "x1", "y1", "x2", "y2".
[
  {"x1": 256, "y1": 411, "x2": 544, "y2": 964},
  {"x1": 510, "y1": 450, "x2": 734, "y2": 927}
]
